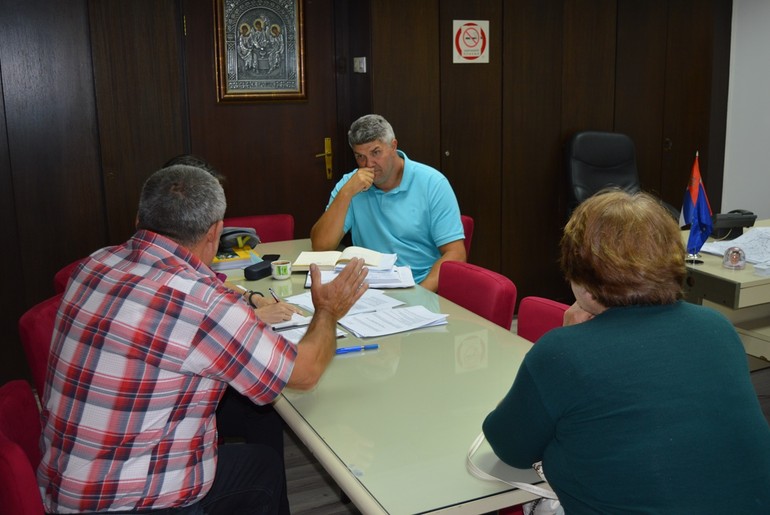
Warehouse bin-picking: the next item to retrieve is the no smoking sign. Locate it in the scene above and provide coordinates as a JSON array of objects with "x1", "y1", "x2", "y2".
[{"x1": 453, "y1": 20, "x2": 489, "y2": 64}]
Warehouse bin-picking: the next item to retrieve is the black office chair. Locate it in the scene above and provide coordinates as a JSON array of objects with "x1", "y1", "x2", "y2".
[
  {"x1": 565, "y1": 131, "x2": 640, "y2": 212},
  {"x1": 565, "y1": 130, "x2": 678, "y2": 220}
]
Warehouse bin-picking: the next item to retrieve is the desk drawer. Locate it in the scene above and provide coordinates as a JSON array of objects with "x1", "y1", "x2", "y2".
[
  {"x1": 735, "y1": 317, "x2": 770, "y2": 361},
  {"x1": 685, "y1": 270, "x2": 740, "y2": 308}
]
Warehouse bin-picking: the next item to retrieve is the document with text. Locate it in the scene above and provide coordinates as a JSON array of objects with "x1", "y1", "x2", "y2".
[
  {"x1": 701, "y1": 227, "x2": 770, "y2": 264},
  {"x1": 338, "y1": 305, "x2": 448, "y2": 338},
  {"x1": 276, "y1": 325, "x2": 346, "y2": 344},
  {"x1": 285, "y1": 288, "x2": 405, "y2": 316},
  {"x1": 305, "y1": 265, "x2": 415, "y2": 289}
]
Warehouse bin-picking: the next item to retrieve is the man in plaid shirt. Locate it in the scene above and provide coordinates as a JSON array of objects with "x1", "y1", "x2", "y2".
[{"x1": 37, "y1": 165, "x2": 369, "y2": 514}]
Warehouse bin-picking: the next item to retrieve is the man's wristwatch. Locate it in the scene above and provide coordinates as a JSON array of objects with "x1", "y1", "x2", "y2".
[{"x1": 245, "y1": 290, "x2": 264, "y2": 308}]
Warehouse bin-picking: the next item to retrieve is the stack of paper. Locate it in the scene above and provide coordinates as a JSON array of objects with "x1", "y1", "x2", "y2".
[
  {"x1": 275, "y1": 325, "x2": 346, "y2": 344},
  {"x1": 305, "y1": 265, "x2": 415, "y2": 289},
  {"x1": 275, "y1": 289, "x2": 447, "y2": 339},
  {"x1": 285, "y1": 289, "x2": 405, "y2": 316},
  {"x1": 701, "y1": 227, "x2": 770, "y2": 264},
  {"x1": 338, "y1": 305, "x2": 448, "y2": 338}
]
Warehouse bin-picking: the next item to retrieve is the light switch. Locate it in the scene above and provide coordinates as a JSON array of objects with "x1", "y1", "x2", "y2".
[{"x1": 353, "y1": 57, "x2": 367, "y2": 73}]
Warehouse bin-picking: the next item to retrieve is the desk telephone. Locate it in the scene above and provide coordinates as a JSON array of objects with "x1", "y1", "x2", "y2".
[{"x1": 712, "y1": 209, "x2": 757, "y2": 240}]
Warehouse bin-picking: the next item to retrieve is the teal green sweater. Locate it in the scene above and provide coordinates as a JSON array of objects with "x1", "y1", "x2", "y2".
[{"x1": 483, "y1": 301, "x2": 770, "y2": 514}]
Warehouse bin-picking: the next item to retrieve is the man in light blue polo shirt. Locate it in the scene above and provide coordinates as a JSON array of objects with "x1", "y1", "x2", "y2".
[{"x1": 310, "y1": 114, "x2": 466, "y2": 291}]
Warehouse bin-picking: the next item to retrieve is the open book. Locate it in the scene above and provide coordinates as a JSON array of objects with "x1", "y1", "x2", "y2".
[{"x1": 292, "y1": 246, "x2": 397, "y2": 271}]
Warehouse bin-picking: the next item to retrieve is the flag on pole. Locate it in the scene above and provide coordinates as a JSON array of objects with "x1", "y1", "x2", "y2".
[{"x1": 680, "y1": 152, "x2": 713, "y2": 255}]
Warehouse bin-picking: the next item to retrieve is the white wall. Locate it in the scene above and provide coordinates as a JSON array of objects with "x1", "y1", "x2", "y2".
[{"x1": 722, "y1": 0, "x2": 770, "y2": 219}]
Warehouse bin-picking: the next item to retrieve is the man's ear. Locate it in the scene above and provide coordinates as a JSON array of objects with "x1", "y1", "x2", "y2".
[{"x1": 207, "y1": 220, "x2": 224, "y2": 244}]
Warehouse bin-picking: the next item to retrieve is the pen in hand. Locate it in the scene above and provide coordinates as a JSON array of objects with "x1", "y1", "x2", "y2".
[
  {"x1": 268, "y1": 288, "x2": 281, "y2": 303},
  {"x1": 335, "y1": 344, "x2": 379, "y2": 355}
]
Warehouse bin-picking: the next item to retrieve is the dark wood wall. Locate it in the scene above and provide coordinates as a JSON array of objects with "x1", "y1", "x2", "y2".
[
  {"x1": 1, "y1": 0, "x2": 107, "y2": 383},
  {"x1": 89, "y1": 0, "x2": 188, "y2": 242},
  {"x1": 369, "y1": 0, "x2": 731, "y2": 303},
  {"x1": 0, "y1": 0, "x2": 731, "y2": 383}
]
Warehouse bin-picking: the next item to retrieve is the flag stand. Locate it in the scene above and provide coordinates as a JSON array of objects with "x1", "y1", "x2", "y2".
[
  {"x1": 685, "y1": 253, "x2": 704, "y2": 265},
  {"x1": 681, "y1": 151, "x2": 712, "y2": 262}
]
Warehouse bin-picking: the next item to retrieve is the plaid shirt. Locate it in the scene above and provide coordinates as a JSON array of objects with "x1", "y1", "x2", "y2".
[{"x1": 37, "y1": 231, "x2": 296, "y2": 512}]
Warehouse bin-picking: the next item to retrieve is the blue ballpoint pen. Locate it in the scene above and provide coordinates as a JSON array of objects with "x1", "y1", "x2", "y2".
[{"x1": 335, "y1": 344, "x2": 379, "y2": 355}]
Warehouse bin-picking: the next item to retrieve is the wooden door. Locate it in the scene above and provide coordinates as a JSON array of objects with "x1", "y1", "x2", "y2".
[
  {"x1": 182, "y1": 0, "x2": 340, "y2": 238},
  {"x1": 659, "y1": 0, "x2": 731, "y2": 210},
  {"x1": 616, "y1": 0, "x2": 731, "y2": 212},
  {"x1": 438, "y1": 0, "x2": 503, "y2": 271},
  {"x1": 502, "y1": 1, "x2": 571, "y2": 303},
  {"x1": 89, "y1": 0, "x2": 188, "y2": 245}
]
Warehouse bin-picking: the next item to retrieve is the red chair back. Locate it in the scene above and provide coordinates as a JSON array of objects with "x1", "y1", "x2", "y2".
[
  {"x1": 461, "y1": 215, "x2": 474, "y2": 258},
  {"x1": 438, "y1": 261, "x2": 517, "y2": 330},
  {"x1": 0, "y1": 380, "x2": 45, "y2": 514},
  {"x1": 223, "y1": 214, "x2": 295, "y2": 243},
  {"x1": 517, "y1": 296, "x2": 570, "y2": 343},
  {"x1": 18, "y1": 294, "x2": 63, "y2": 397}
]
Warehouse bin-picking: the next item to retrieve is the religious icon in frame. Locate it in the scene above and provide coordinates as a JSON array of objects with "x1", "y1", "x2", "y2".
[{"x1": 214, "y1": 0, "x2": 305, "y2": 102}]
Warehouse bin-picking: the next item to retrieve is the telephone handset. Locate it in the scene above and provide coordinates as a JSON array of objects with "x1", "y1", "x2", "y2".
[
  {"x1": 712, "y1": 209, "x2": 757, "y2": 240},
  {"x1": 727, "y1": 209, "x2": 755, "y2": 216}
]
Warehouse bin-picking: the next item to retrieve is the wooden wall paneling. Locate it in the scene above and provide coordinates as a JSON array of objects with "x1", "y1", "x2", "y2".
[
  {"x1": 89, "y1": 0, "x2": 188, "y2": 244},
  {"x1": 661, "y1": 0, "x2": 730, "y2": 211},
  {"x1": 438, "y1": 0, "x2": 503, "y2": 270},
  {"x1": 370, "y1": 0, "x2": 441, "y2": 169},
  {"x1": 182, "y1": 0, "x2": 340, "y2": 239},
  {"x1": 703, "y1": 0, "x2": 732, "y2": 214},
  {"x1": 561, "y1": 0, "x2": 617, "y2": 135},
  {"x1": 502, "y1": 0, "x2": 570, "y2": 303},
  {"x1": 0, "y1": 0, "x2": 104, "y2": 382},
  {"x1": 615, "y1": 0, "x2": 669, "y2": 200},
  {"x1": 333, "y1": 0, "x2": 372, "y2": 175},
  {"x1": 0, "y1": 63, "x2": 28, "y2": 384},
  {"x1": 0, "y1": 0, "x2": 105, "y2": 306}
]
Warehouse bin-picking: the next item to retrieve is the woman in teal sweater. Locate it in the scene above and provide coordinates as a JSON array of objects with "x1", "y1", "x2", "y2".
[{"x1": 483, "y1": 190, "x2": 770, "y2": 514}]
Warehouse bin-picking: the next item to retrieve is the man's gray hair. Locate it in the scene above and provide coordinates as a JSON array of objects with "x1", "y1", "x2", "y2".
[
  {"x1": 348, "y1": 114, "x2": 396, "y2": 148},
  {"x1": 137, "y1": 165, "x2": 227, "y2": 247}
]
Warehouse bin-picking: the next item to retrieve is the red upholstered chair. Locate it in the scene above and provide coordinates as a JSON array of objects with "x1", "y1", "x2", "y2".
[
  {"x1": 223, "y1": 214, "x2": 295, "y2": 243},
  {"x1": 461, "y1": 214, "x2": 474, "y2": 258},
  {"x1": 438, "y1": 261, "x2": 517, "y2": 330},
  {"x1": 18, "y1": 293, "x2": 63, "y2": 398},
  {"x1": 53, "y1": 257, "x2": 87, "y2": 294},
  {"x1": 516, "y1": 296, "x2": 570, "y2": 343},
  {"x1": 0, "y1": 379, "x2": 45, "y2": 515}
]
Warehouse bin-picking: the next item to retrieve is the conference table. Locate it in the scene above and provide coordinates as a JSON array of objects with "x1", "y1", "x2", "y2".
[{"x1": 225, "y1": 239, "x2": 543, "y2": 514}]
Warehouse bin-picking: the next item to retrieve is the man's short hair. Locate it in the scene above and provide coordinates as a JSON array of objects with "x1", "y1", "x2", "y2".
[
  {"x1": 348, "y1": 114, "x2": 396, "y2": 148},
  {"x1": 560, "y1": 189, "x2": 685, "y2": 306},
  {"x1": 163, "y1": 154, "x2": 226, "y2": 185},
  {"x1": 137, "y1": 165, "x2": 226, "y2": 247}
]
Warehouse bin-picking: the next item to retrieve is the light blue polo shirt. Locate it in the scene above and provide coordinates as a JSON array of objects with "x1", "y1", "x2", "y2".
[{"x1": 327, "y1": 150, "x2": 464, "y2": 283}]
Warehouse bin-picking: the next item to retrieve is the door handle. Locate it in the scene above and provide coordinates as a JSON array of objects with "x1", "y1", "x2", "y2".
[{"x1": 315, "y1": 137, "x2": 333, "y2": 179}]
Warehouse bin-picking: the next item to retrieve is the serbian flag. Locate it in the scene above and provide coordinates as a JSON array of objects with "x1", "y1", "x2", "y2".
[{"x1": 680, "y1": 152, "x2": 713, "y2": 255}]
